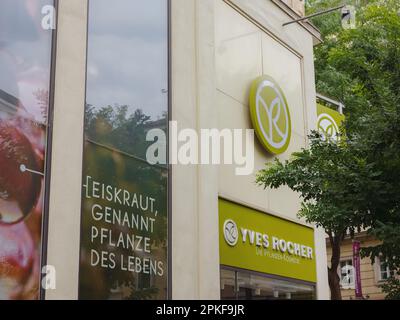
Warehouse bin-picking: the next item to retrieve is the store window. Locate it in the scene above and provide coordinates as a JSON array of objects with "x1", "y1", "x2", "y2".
[
  {"x1": 220, "y1": 268, "x2": 316, "y2": 300},
  {"x1": 340, "y1": 259, "x2": 355, "y2": 289},
  {"x1": 221, "y1": 269, "x2": 237, "y2": 300},
  {"x1": 0, "y1": 0, "x2": 55, "y2": 300},
  {"x1": 78, "y1": 0, "x2": 169, "y2": 300}
]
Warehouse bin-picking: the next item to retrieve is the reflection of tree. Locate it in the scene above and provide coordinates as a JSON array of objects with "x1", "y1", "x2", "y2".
[
  {"x1": 85, "y1": 104, "x2": 166, "y2": 160},
  {"x1": 80, "y1": 103, "x2": 168, "y2": 300},
  {"x1": 127, "y1": 286, "x2": 159, "y2": 300},
  {"x1": 33, "y1": 89, "x2": 49, "y2": 122}
]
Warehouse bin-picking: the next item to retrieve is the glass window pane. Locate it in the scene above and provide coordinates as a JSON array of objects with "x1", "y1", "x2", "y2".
[
  {"x1": 379, "y1": 259, "x2": 391, "y2": 280},
  {"x1": 340, "y1": 260, "x2": 354, "y2": 288},
  {"x1": 79, "y1": 0, "x2": 169, "y2": 300},
  {"x1": 221, "y1": 269, "x2": 236, "y2": 300},
  {"x1": 224, "y1": 269, "x2": 315, "y2": 300},
  {"x1": 0, "y1": 0, "x2": 54, "y2": 300}
]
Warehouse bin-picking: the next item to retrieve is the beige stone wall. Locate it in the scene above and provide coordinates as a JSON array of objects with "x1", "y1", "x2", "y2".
[
  {"x1": 281, "y1": 0, "x2": 306, "y2": 16},
  {"x1": 170, "y1": 0, "x2": 220, "y2": 299},
  {"x1": 45, "y1": 0, "x2": 88, "y2": 300},
  {"x1": 216, "y1": 0, "x2": 329, "y2": 299},
  {"x1": 326, "y1": 237, "x2": 386, "y2": 300}
]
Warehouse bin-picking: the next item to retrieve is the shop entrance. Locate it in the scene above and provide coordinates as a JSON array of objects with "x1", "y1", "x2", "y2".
[{"x1": 220, "y1": 267, "x2": 316, "y2": 300}]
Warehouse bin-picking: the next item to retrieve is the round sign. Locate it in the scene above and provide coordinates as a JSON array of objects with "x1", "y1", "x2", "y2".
[
  {"x1": 317, "y1": 113, "x2": 340, "y2": 142},
  {"x1": 249, "y1": 75, "x2": 292, "y2": 154},
  {"x1": 223, "y1": 219, "x2": 238, "y2": 247}
]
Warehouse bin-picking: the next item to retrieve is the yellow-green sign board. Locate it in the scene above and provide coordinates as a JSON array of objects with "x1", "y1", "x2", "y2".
[
  {"x1": 249, "y1": 75, "x2": 292, "y2": 155},
  {"x1": 317, "y1": 103, "x2": 345, "y2": 142},
  {"x1": 219, "y1": 198, "x2": 317, "y2": 283}
]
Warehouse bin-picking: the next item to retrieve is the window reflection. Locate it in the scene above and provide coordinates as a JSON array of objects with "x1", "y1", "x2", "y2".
[
  {"x1": 221, "y1": 269, "x2": 237, "y2": 300},
  {"x1": 85, "y1": 0, "x2": 168, "y2": 158},
  {"x1": 79, "y1": 0, "x2": 169, "y2": 300},
  {"x1": 0, "y1": 0, "x2": 54, "y2": 300}
]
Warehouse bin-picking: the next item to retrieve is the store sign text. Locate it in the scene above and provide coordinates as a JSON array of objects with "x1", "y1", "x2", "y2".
[
  {"x1": 224, "y1": 219, "x2": 314, "y2": 260},
  {"x1": 241, "y1": 228, "x2": 313, "y2": 259}
]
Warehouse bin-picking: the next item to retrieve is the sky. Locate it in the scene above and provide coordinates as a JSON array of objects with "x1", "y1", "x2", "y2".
[
  {"x1": 0, "y1": 0, "x2": 52, "y2": 124},
  {"x1": 86, "y1": 0, "x2": 169, "y2": 121}
]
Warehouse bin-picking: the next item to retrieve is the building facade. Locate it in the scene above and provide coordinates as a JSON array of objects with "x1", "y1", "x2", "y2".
[
  {"x1": 326, "y1": 234, "x2": 391, "y2": 300},
  {"x1": 0, "y1": 0, "x2": 330, "y2": 300}
]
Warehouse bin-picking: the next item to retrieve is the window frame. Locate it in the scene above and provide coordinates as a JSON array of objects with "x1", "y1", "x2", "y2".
[
  {"x1": 338, "y1": 258, "x2": 355, "y2": 290},
  {"x1": 77, "y1": 0, "x2": 171, "y2": 300},
  {"x1": 374, "y1": 256, "x2": 394, "y2": 283}
]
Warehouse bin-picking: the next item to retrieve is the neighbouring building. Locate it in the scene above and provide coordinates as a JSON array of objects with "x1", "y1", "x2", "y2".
[
  {"x1": 326, "y1": 233, "x2": 392, "y2": 300},
  {"x1": 317, "y1": 95, "x2": 393, "y2": 301}
]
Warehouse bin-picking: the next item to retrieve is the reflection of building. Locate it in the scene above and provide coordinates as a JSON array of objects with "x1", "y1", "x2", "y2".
[
  {"x1": 0, "y1": 89, "x2": 19, "y2": 118},
  {"x1": 143, "y1": 118, "x2": 167, "y2": 133},
  {"x1": 326, "y1": 233, "x2": 391, "y2": 300},
  {"x1": 0, "y1": 88, "x2": 36, "y2": 124}
]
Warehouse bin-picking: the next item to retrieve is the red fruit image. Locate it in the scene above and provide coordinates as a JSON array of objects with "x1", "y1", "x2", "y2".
[
  {"x1": 0, "y1": 120, "x2": 41, "y2": 224},
  {"x1": 0, "y1": 222, "x2": 35, "y2": 299}
]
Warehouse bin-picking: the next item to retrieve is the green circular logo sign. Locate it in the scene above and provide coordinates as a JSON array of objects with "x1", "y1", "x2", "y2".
[
  {"x1": 249, "y1": 75, "x2": 292, "y2": 154},
  {"x1": 317, "y1": 113, "x2": 339, "y2": 142},
  {"x1": 223, "y1": 219, "x2": 238, "y2": 247}
]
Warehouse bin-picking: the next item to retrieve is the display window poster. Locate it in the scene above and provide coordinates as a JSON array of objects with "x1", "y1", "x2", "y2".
[
  {"x1": 0, "y1": 0, "x2": 55, "y2": 300},
  {"x1": 79, "y1": 0, "x2": 169, "y2": 300}
]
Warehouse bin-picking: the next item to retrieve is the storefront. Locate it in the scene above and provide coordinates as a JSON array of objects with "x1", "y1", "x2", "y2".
[
  {"x1": 0, "y1": 0, "x2": 330, "y2": 300},
  {"x1": 219, "y1": 198, "x2": 316, "y2": 300}
]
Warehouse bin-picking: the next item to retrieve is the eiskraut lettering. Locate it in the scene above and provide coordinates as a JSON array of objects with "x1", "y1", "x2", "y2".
[
  {"x1": 90, "y1": 250, "x2": 164, "y2": 276},
  {"x1": 84, "y1": 176, "x2": 157, "y2": 213},
  {"x1": 83, "y1": 176, "x2": 165, "y2": 278}
]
